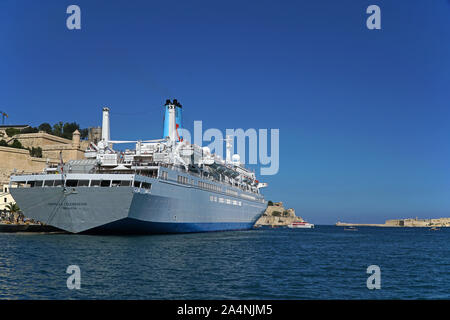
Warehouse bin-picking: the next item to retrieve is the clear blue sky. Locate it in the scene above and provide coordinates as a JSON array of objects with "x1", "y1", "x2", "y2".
[{"x1": 1, "y1": 0, "x2": 449, "y2": 224}]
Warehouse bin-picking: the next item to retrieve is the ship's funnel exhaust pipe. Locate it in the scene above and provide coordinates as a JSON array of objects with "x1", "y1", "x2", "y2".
[
  {"x1": 163, "y1": 99, "x2": 182, "y2": 141},
  {"x1": 168, "y1": 104, "x2": 176, "y2": 142},
  {"x1": 102, "y1": 107, "x2": 110, "y2": 143}
]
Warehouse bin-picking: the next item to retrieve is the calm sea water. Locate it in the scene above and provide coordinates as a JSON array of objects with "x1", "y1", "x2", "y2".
[{"x1": 0, "y1": 226, "x2": 449, "y2": 299}]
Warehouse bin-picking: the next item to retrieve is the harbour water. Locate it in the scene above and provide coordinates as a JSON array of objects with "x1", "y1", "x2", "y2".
[{"x1": 1, "y1": 226, "x2": 449, "y2": 299}]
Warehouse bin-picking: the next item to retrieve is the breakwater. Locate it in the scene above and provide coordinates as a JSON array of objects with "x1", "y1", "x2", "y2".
[{"x1": 336, "y1": 217, "x2": 450, "y2": 228}]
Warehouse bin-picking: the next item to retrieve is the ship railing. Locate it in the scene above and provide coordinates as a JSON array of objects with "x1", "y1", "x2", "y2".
[
  {"x1": 10, "y1": 171, "x2": 47, "y2": 177},
  {"x1": 145, "y1": 161, "x2": 259, "y2": 195},
  {"x1": 96, "y1": 171, "x2": 139, "y2": 175},
  {"x1": 168, "y1": 165, "x2": 259, "y2": 194}
]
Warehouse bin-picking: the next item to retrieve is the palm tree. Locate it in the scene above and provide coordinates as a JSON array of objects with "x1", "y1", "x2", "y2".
[
  {"x1": 5, "y1": 202, "x2": 20, "y2": 213},
  {"x1": 5, "y1": 203, "x2": 21, "y2": 223}
]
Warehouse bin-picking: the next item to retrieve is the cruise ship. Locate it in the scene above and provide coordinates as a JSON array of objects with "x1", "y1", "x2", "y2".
[{"x1": 9, "y1": 100, "x2": 268, "y2": 234}]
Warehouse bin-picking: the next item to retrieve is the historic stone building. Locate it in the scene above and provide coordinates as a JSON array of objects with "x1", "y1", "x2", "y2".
[
  {"x1": 1, "y1": 184, "x2": 16, "y2": 212},
  {"x1": 9, "y1": 130, "x2": 89, "y2": 159},
  {"x1": 0, "y1": 146, "x2": 49, "y2": 184}
]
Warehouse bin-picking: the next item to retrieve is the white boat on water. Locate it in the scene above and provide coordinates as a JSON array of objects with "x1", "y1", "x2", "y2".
[{"x1": 287, "y1": 221, "x2": 314, "y2": 229}]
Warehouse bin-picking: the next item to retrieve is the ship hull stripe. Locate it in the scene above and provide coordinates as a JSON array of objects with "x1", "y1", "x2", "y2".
[{"x1": 86, "y1": 218, "x2": 254, "y2": 234}]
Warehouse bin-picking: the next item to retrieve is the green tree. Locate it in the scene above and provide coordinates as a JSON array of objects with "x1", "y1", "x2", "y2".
[
  {"x1": 6, "y1": 203, "x2": 21, "y2": 224},
  {"x1": 0, "y1": 139, "x2": 8, "y2": 147},
  {"x1": 10, "y1": 140, "x2": 24, "y2": 149},
  {"x1": 53, "y1": 122, "x2": 64, "y2": 137},
  {"x1": 267, "y1": 200, "x2": 273, "y2": 206},
  {"x1": 5, "y1": 203, "x2": 20, "y2": 214},
  {"x1": 20, "y1": 126, "x2": 39, "y2": 134},
  {"x1": 272, "y1": 211, "x2": 282, "y2": 217},
  {"x1": 79, "y1": 128, "x2": 89, "y2": 140},
  {"x1": 38, "y1": 123, "x2": 53, "y2": 134},
  {"x1": 5, "y1": 128, "x2": 21, "y2": 137},
  {"x1": 62, "y1": 122, "x2": 80, "y2": 139},
  {"x1": 29, "y1": 146, "x2": 42, "y2": 158}
]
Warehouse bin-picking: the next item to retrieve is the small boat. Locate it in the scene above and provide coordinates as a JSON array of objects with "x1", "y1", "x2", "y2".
[
  {"x1": 430, "y1": 227, "x2": 440, "y2": 231},
  {"x1": 344, "y1": 226, "x2": 358, "y2": 231},
  {"x1": 287, "y1": 221, "x2": 314, "y2": 229}
]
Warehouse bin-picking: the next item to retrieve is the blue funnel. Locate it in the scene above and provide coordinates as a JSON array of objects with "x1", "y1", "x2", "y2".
[{"x1": 163, "y1": 99, "x2": 182, "y2": 140}]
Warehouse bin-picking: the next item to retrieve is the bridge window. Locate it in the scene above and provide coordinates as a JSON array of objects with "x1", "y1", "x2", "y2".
[
  {"x1": 34, "y1": 181, "x2": 43, "y2": 187},
  {"x1": 11, "y1": 181, "x2": 25, "y2": 188},
  {"x1": 44, "y1": 180, "x2": 54, "y2": 187},
  {"x1": 54, "y1": 180, "x2": 63, "y2": 186},
  {"x1": 100, "y1": 180, "x2": 111, "y2": 187},
  {"x1": 91, "y1": 180, "x2": 101, "y2": 187},
  {"x1": 78, "y1": 180, "x2": 89, "y2": 187},
  {"x1": 134, "y1": 181, "x2": 141, "y2": 188},
  {"x1": 66, "y1": 180, "x2": 78, "y2": 187},
  {"x1": 112, "y1": 180, "x2": 131, "y2": 187},
  {"x1": 141, "y1": 182, "x2": 151, "y2": 189}
]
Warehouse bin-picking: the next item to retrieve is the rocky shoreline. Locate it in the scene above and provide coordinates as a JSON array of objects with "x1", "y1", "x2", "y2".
[
  {"x1": 254, "y1": 202, "x2": 304, "y2": 227},
  {"x1": 0, "y1": 222, "x2": 63, "y2": 233}
]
